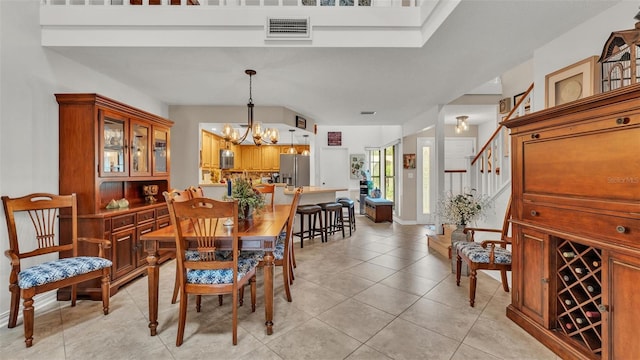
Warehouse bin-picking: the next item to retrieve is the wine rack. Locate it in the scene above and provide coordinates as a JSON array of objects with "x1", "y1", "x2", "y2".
[{"x1": 556, "y1": 239, "x2": 603, "y2": 357}]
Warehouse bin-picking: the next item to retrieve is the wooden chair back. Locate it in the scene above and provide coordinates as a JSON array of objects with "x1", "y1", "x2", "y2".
[
  {"x1": 254, "y1": 183, "x2": 275, "y2": 208},
  {"x1": 188, "y1": 186, "x2": 205, "y2": 199},
  {"x1": 166, "y1": 188, "x2": 192, "y2": 202},
  {"x1": 2, "y1": 193, "x2": 77, "y2": 259}
]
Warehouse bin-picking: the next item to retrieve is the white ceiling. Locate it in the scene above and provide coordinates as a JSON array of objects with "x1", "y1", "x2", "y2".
[{"x1": 46, "y1": 1, "x2": 617, "y2": 128}]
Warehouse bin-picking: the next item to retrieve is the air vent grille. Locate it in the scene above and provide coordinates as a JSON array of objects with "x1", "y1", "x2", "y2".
[{"x1": 267, "y1": 17, "x2": 310, "y2": 39}]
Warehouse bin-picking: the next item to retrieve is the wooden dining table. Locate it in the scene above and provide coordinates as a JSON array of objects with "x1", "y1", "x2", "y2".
[{"x1": 139, "y1": 204, "x2": 291, "y2": 337}]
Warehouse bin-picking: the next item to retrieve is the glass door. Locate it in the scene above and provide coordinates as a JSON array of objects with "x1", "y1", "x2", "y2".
[
  {"x1": 100, "y1": 110, "x2": 128, "y2": 177},
  {"x1": 130, "y1": 120, "x2": 151, "y2": 176},
  {"x1": 152, "y1": 127, "x2": 169, "y2": 175}
]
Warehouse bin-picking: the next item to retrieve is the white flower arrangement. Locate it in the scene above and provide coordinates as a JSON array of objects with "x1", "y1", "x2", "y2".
[{"x1": 437, "y1": 190, "x2": 491, "y2": 226}]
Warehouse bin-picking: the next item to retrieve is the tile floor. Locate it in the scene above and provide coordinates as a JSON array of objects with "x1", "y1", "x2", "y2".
[{"x1": 1, "y1": 216, "x2": 560, "y2": 360}]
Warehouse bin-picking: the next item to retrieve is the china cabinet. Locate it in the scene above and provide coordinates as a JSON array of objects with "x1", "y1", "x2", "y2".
[
  {"x1": 503, "y1": 83, "x2": 640, "y2": 359},
  {"x1": 56, "y1": 93, "x2": 174, "y2": 300}
]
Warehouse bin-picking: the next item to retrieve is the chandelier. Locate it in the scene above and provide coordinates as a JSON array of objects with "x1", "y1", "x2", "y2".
[
  {"x1": 221, "y1": 69, "x2": 279, "y2": 146},
  {"x1": 455, "y1": 115, "x2": 469, "y2": 134}
]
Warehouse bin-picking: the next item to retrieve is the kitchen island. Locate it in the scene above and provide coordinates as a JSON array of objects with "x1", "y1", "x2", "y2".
[{"x1": 199, "y1": 183, "x2": 348, "y2": 206}]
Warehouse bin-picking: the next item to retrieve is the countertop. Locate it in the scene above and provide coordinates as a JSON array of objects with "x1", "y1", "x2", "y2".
[{"x1": 283, "y1": 186, "x2": 347, "y2": 195}]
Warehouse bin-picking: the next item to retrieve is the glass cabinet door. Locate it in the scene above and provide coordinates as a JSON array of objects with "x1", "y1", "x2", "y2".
[
  {"x1": 131, "y1": 120, "x2": 151, "y2": 176},
  {"x1": 100, "y1": 111, "x2": 128, "y2": 177},
  {"x1": 152, "y1": 127, "x2": 169, "y2": 175}
]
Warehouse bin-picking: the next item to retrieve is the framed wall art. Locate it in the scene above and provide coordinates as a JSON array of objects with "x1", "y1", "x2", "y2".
[
  {"x1": 499, "y1": 98, "x2": 511, "y2": 114},
  {"x1": 403, "y1": 154, "x2": 416, "y2": 169},
  {"x1": 327, "y1": 131, "x2": 342, "y2": 146},
  {"x1": 513, "y1": 92, "x2": 531, "y2": 114},
  {"x1": 350, "y1": 154, "x2": 365, "y2": 179},
  {"x1": 296, "y1": 115, "x2": 307, "y2": 129},
  {"x1": 545, "y1": 55, "x2": 599, "y2": 108}
]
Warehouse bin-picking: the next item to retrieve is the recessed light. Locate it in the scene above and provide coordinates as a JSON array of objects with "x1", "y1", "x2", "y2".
[{"x1": 360, "y1": 111, "x2": 376, "y2": 115}]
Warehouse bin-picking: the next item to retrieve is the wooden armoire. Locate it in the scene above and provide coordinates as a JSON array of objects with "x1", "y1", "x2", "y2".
[
  {"x1": 56, "y1": 93, "x2": 174, "y2": 300},
  {"x1": 503, "y1": 83, "x2": 640, "y2": 359}
]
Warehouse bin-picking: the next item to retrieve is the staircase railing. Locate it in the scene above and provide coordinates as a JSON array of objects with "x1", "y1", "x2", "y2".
[{"x1": 469, "y1": 83, "x2": 533, "y2": 199}]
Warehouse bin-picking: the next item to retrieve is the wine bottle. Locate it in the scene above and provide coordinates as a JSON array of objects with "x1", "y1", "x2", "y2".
[
  {"x1": 564, "y1": 298, "x2": 574, "y2": 306},
  {"x1": 575, "y1": 317, "x2": 586, "y2": 325},
  {"x1": 591, "y1": 260, "x2": 600, "y2": 268},
  {"x1": 562, "y1": 251, "x2": 576, "y2": 258},
  {"x1": 565, "y1": 322, "x2": 574, "y2": 330},
  {"x1": 563, "y1": 274, "x2": 573, "y2": 282},
  {"x1": 586, "y1": 284, "x2": 600, "y2": 293},
  {"x1": 574, "y1": 267, "x2": 587, "y2": 275},
  {"x1": 585, "y1": 311, "x2": 601, "y2": 319}
]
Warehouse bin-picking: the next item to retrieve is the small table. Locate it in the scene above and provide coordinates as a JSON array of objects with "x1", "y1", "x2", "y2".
[
  {"x1": 140, "y1": 204, "x2": 291, "y2": 337},
  {"x1": 364, "y1": 197, "x2": 393, "y2": 223}
]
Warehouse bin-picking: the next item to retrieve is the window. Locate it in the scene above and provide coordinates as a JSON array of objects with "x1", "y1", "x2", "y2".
[
  {"x1": 384, "y1": 145, "x2": 395, "y2": 202},
  {"x1": 369, "y1": 149, "x2": 381, "y2": 190}
]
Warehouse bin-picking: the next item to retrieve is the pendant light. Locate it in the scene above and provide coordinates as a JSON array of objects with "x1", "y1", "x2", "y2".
[
  {"x1": 222, "y1": 69, "x2": 279, "y2": 146},
  {"x1": 301, "y1": 134, "x2": 310, "y2": 156},
  {"x1": 455, "y1": 115, "x2": 469, "y2": 133},
  {"x1": 286, "y1": 129, "x2": 297, "y2": 154}
]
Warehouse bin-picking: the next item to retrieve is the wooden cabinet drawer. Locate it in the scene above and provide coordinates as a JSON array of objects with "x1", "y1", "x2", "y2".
[
  {"x1": 112, "y1": 214, "x2": 135, "y2": 232},
  {"x1": 137, "y1": 209, "x2": 156, "y2": 224},
  {"x1": 522, "y1": 125, "x2": 639, "y2": 204},
  {"x1": 522, "y1": 203, "x2": 639, "y2": 248},
  {"x1": 156, "y1": 206, "x2": 169, "y2": 218}
]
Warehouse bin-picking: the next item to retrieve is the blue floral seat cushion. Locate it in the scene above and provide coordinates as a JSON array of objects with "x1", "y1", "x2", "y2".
[
  {"x1": 186, "y1": 257, "x2": 259, "y2": 285},
  {"x1": 18, "y1": 256, "x2": 112, "y2": 289},
  {"x1": 456, "y1": 242, "x2": 511, "y2": 264}
]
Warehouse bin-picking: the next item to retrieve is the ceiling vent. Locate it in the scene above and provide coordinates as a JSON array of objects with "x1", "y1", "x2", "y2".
[{"x1": 266, "y1": 17, "x2": 311, "y2": 39}]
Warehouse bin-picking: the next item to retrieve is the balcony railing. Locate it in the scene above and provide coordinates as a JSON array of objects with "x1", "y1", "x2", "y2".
[{"x1": 42, "y1": 0, "x2": 419, "y2": 7}]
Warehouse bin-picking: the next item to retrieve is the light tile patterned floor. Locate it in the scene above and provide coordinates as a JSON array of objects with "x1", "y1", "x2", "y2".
[{"x1": 0, "y1": 216, "x2": 561, "y2": 359}]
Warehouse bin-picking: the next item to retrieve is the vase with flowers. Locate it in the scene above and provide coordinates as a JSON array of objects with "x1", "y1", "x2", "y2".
[
  {"x1": 437, "y1": 190, "x2": 491, "y2": 274},
  {"x1": 224, "y1": 178, "x2": 265, "y2": 220}
]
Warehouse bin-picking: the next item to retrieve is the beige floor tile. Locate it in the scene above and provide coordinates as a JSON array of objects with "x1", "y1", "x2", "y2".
[
  {"x1": 287, "y1": 278, "x2": 348, "y2": 317},
  {"x1": 317, "y1": 298, "x2": 395, "y2": 342},
  {"x1": 353, "y1": 283, "x2": 419, "y2": 316},
  {"x1": 450, "y1": 343, "x2": 501, "y2": 360},
  {"x1": 366, "y1": 253, "x2": 417, "y2": 271},
  {"x1": 267, "y1": 318, "x2": 362, "y2": 360},
  {"x1": 400, "y1": 297, "x2": 481, "y2": 341},
  {"x1": 302, "y1": 271, "x2": 376, "y2": 298},
  {"x1": 346, "y1": 262, "x2": 397, "y2": 282},
  {"x1": 366, "y1": 318, "x2": 460, "y2": 360},
  {"x1": 345, "y1": 344, "x2": 393, "y2": 360},
  {"x1": 379, "y1": 270, "x2": 439, "y2": 296}
]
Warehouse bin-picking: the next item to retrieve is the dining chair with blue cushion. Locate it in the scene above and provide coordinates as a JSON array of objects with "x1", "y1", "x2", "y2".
[
  {"x1": 165, "y1": 195, "x2": 258, "y2": 346},
  {"x1": 242, "y1": 187, "x2": 302, "y2": 302},
  {"x1": 455, "y1": 197, "x2": 512, "y2": 307},
  {"x1": 2, "y1": 193, "x2": 112, "y2": 347}
]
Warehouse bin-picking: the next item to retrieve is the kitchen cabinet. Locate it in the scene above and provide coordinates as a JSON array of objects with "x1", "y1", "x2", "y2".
[
  {"x1": 201, "y1": 130, "x2": 213, "y2": 168},
  {"x1": 262, "y1": 145, "x2": 280, "y2": 170},
  {"x1": 56, "y1": 93, "x2": 174, "y2": 300},
  {"x1": 504, "y1": 84, "x2": 640, "y2": 360}
]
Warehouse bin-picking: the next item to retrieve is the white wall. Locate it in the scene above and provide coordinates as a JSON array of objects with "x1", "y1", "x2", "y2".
[{"x1": 0, "y1": 0, "x2": 166, "y2": 325}]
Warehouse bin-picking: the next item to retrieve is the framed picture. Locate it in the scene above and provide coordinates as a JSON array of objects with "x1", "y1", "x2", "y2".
[
  {"x1": 350, "y1": 154, "x2": 365, "y2": 179},
  {"x1": 498, "y1": 98, "x2": 511, "y2": 114},
  {"x1": 545, "y1": 55, "x2": 599, "y2": 108},
  {"x1": 513, "y1": 92, "x2": 531, "y2": 115},
  {"x1": 327, "y1": 131, "x2": 342, "y2": 146},
  {"x1": 403, "y1": 154, "x2": 416, "y2": 169},
  {"x1": 296, "y1": 115, "x2": 307, "y2": 130}
]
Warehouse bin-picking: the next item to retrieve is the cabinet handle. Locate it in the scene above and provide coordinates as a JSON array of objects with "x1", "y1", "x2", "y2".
[
  {"x1": 616, "y1": 225, "x2": 627, "y2": 234},
  {"x1": 530, "y1": 210, "x2": 538, "y2": 216},
  {"x1": 541, "y1": 278, "x2": 549, "y2": 284},
  {"x1": 616, "y1": 117, "x2": 631, "y2": 125},
  {"x1": 597, "y1": 304, "x2": 609, "y2": 313},
  {"x1": 531, "y1": 133, "x2": 540, "y2": 139}
]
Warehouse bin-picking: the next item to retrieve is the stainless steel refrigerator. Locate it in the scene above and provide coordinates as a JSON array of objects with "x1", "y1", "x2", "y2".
[{"x1": 279, "y1": 154, "x2": 310, "y2": 187}]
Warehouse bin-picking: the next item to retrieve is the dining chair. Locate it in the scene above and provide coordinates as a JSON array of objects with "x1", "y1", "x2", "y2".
[
  {"x1": 2, "y1": 193, "x2": 112, "y2": 347},
  {"x1": 167, "y1": 188, "x2": 225, "y2": 308},
  {"x1": 165, "y1": 195, "x2": 259, "y2": 346},
  {"x1": 455, "y1": 196, "x2": 512, "y2": 307},
  {"x1": 254, "y1": 183, "x2": 275, "y2": 209},
  {"x1": 242, "y1": 187, "x2": 302, "y2": 302}
]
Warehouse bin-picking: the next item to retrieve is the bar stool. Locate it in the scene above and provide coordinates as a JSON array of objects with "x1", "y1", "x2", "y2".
[
  {"x1": 336, "y1": 197, "x2": 356, "y2": 236},
  {"x1": 317, "y1": 202, "x2": 345, "y2": 240},
  {"x1": 294, "y1": 204, "x2": 323, "y2": 248}
]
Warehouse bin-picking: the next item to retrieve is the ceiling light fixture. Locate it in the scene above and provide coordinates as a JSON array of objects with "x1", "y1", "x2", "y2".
[
  {"x1": 286, "y1": 129, "x2": 297, "y2": 154},
  {"x1": 222, "y1": 69, "x2": 279, "y2": 146},
  {"x1": 455, "y1": 115, "x2": 469, "y2": 134}
]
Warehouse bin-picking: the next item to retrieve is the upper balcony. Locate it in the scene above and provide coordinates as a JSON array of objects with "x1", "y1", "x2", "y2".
[{"x1": 40, "y1": 0, "x2": 459, "y2": 48}]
